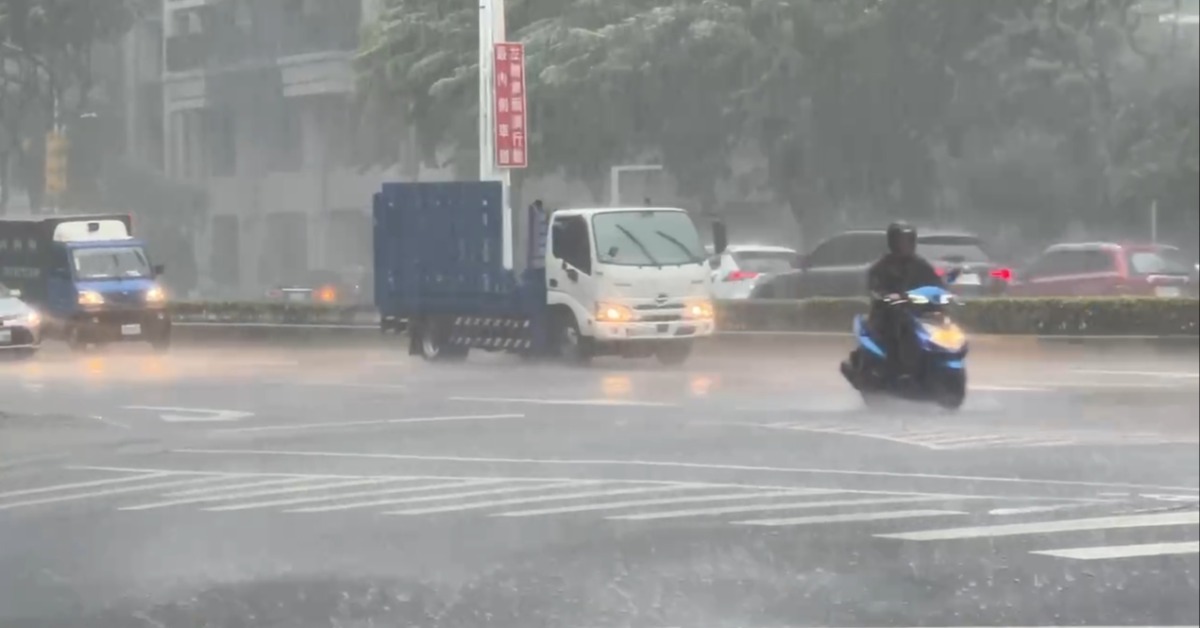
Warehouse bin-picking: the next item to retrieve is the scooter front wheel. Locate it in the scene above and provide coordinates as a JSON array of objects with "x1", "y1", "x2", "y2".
[{"x1": 934, "y1": 369, "x2": 967, "y2": 410}]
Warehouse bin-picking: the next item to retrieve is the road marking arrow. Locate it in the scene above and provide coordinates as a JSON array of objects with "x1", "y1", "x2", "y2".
[{"x1": 124, "y1": 406, "x2": 253, "y2": 423}]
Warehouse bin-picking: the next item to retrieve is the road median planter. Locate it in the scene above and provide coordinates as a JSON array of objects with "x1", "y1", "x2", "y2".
[{"x1": 168, "y1": 298, "x2": 1198, "y2": 354}]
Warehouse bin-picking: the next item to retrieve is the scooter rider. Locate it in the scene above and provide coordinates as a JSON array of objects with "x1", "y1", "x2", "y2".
[{"x1": 867, "y1": 221, "x2": 944, "y2": 382}]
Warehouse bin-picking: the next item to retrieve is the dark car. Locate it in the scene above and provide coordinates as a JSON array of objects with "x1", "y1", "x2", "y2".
[
  {"x1": 1007, "y1": 242, "x2": 1194, "y2": 298},
  {"x1": 0, "y1": 282, "x2": 41, "y2": 358},
  {"x1": 751, "y1": 229, "x2": 1011, "y2": 299},
  {"x1": 265, "y1": 267, "x2": 372, "y2": 305}
]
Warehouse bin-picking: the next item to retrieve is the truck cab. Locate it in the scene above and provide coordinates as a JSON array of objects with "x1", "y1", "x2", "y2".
[
  {"x1": 546, "y1": 207, "x2": 716, "y2": 364},
  {"x1": 373, "y1": 183, "x2": 724, "y2": 366},
  {"x1": 0, "y1": 215, "x2": 171, "y2": 351}
]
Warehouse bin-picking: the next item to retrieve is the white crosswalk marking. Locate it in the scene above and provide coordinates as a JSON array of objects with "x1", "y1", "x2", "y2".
[
  {"x1": 608, "y1": 495, "x2": 955, "y2": 522},
  {"x1": 495, "y1": 489, "x2": 813, "y2": 518},
  {"x1": 120, "y1": 478, "x2": 397, "y2": 511},
  {"x1": 735, "y1": 509, "x2": 966, "y2": 527},
  {"x1": 206, "y1": 479, "x2": 486, "y2": 512},
  {"x1": 0, "y1": 473, "x2": 170, "y2": 500},
  {"x1": 7, "y1": 465, "x2": 1197, "y2": 567},
  {"x1": 757, "y1": 421, "x2": 1193, "y2": 450},
  {"x1": 878, "y1": 511, "x2": 1200, "y2": 541},
  {"x1": 1031, "y1": 541, "x2": 1200, "y2": 560},
  {"x1": 386, "y1": 484, "x2": 709, "y2": 516},
  {"x1": 287, "y1": 481, "x2": 591, "y2": 513},
  {"x1": 0, "y1": 475, "x2": 234, "y2": 511}
]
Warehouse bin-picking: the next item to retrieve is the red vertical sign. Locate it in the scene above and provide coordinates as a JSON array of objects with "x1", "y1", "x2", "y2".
[{"x1": 493, "y1": 42, "x2": 528, "y2": 169}]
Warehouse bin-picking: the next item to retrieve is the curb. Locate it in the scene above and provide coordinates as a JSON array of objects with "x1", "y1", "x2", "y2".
[{"x1": 170, "y1": 322, "x2": 1199, "y2": 357}]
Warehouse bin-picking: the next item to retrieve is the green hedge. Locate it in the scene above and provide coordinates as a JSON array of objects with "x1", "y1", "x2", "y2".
[
  {"x1": 170, "y1": 298, "x2": 1200, "y2": 336},
  {"x1": 717, "y1": 297, "x2": 1199, "y2": 336}
]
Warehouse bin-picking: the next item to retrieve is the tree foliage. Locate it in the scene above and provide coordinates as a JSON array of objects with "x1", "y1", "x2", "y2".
[
  {"x1": 357, "y1": 0, "x2": 1199, "y2": 248},
  {"x1": 0, "y1": 0, "x2": 150, "y2": 212}
]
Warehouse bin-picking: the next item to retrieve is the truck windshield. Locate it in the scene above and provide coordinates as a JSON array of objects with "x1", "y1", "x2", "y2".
[
  {"x1": 73, "y1": 246, "x2": 152, "y2": 280},
  {"x1": 593, "y1": 211, "x2": 705, "y2": 267}
]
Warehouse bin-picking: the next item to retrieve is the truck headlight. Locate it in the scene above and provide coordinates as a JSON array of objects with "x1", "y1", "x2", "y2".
[
  {"x1": 595, "y1": 303, "x2": 635, "y2": 322},
  {"x1": 145, "y1": 286, "x2": 166, "y2": 303},
  {"x1": 685, "y1": 300, "x2": 714, "y2": 319},
  {"x1": 78, "y1": 291, "x2": 105, "y2": 306}
]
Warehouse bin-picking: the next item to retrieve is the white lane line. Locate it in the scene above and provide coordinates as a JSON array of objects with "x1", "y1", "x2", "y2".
[
  {"x1": 215, "y1": 413, "x2": 526, "y2": 435},
  {"x1": 66, "y1": 465, "x2": 800, "y2": 490},
  {"x1": 1072, "y1": 369, "x2": 1199, "y2": 379},
  {"x1": 496, "y1": 489, "x2": 814, "y2": 518},
  {"x1": 288, "y1": 481, "x2": 592, "y2": 513},
  {"x1": 0, "y1": 476, "x2": 234, "y2": 511},
  {"x1": 971, "y1": 385, "x2": 1050, "y2": 392},
  {"x1": 387, "y1": 484, "x2": 709, "y2": 516},
  {"x1": 206, "y1": 480, "x2": 485, "y2": 512},
  {"x1": 1032, "y1": 541, "x2": 1200, "y2": 560},
  {"x1": 608, "y1": 495, "x2": 960, "y2": 522},
  {"x1": 449, "y1": 396, "x2": 676, "y2": 407},
  {"x1": 119, "y1": 479, "x2": 394, "y2": 511},
  {"x1": 174, "y1": 448, "x2": 1200, "y2": 493},
  {"x1": 735, "y1": 509, "x2": 966, "y2": 527},
  {"x1": 878, "y1": 511, "x2": 1200, "y2": 541},
  {"x1": 989, "y1": 503, "x2": 1101, "y2": 516},
  {"x1": 163, "y1": 477, "x2": 316, "y2": 497},
  {"x1": 0, "y1": 473, "x2": 169, "y2": 500}
]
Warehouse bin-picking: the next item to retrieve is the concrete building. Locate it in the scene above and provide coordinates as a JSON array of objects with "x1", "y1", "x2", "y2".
[{"x1": 161, "y1": 0, "x2": 383, "y2": 298}]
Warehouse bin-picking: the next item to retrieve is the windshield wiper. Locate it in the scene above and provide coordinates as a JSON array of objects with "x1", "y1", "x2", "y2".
[
  {"x1": 654, "y1": 230, "x2": 702, "y2": 264},
  {"x1": 614, "y1": 225, "x2": 660, "y2": 266}
]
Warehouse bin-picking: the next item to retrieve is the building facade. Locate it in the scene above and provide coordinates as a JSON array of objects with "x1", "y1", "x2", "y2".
[{"x1": 161, "y1": 0, "x2": 385, "y2": 298}]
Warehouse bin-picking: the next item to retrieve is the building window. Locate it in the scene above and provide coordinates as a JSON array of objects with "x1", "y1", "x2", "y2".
[{"x1": 206, "y1": 108, "x2": 237, "y2": 176}]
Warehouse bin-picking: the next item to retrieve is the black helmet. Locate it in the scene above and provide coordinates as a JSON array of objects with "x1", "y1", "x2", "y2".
[{"x1": 886, "y1": 221, "x2": 917, "y2": 256}]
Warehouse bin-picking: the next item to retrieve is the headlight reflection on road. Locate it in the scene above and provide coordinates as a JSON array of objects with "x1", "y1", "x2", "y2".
[
  {"x1": 601, "y1": 374, "x2": 633, "y2": 398},
  {"x1": 690, "y1": 374, "x2": 716, "y2": 397}
]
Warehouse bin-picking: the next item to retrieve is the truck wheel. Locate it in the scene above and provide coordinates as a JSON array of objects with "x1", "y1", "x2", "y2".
[
  {"x1": 654, "y1": 341, "x2": 693, "y2": 366},
  {"x1": 419, "y1": 318, "x2": 468, "y2": 362},
  {"x1": 65, "y1": 326, "x2": 89, "y2": 353},
  {"x1": 556, "y1": 316, "x2": 592, "y2": 365},
  {"x1": 150, "y1": 333, "x2": 171, "y2": 353}
]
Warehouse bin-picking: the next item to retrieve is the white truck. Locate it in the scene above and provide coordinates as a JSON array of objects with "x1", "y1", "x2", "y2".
[{"x1": 373, "y1": 182, "x2": 727, "y2": 366}]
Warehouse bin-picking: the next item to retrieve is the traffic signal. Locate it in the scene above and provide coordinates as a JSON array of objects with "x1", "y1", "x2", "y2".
[{"x1": 45, "y1": 130, "x2": 68, "y2": 197}]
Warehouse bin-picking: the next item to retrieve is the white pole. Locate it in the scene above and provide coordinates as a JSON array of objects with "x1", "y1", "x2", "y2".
[
  {"x1": 1151, "y1": 199, "x2": 1158, "y2": 245},
  {"x1": 479, "y1": 0, "x2": 513, "y2": 269}
]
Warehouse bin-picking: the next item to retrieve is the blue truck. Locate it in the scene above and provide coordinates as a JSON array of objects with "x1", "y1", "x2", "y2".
[
  {"x1": 374, "y1": 181, "x2": 725, "y2": 365},
  {"x1": 0, "y1": 214, "x2": 171, "y2": 351}
]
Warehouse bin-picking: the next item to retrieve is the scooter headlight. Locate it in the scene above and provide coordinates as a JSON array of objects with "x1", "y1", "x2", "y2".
[{"x1": 922, "y1": 321, "x2": 966, "y2": 351}]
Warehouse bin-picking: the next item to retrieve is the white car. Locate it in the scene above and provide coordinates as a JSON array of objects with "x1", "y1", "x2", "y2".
[{"x1": 708, "y1": 245, "x2": 799, "y2": 299}]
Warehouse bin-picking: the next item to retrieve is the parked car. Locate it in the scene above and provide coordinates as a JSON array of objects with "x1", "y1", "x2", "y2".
[
  {"x1": 265, "y1": 267, "x2": 372, "y2": 305},
  {"x1": 0, "y1": 282, "x2": 41, "y2": 358},
  {"x1": 751, "y1": 229, "x2": 1011, "y2": 299},
  {"x1": 1007, "y1": 242, "x2": 1194, "y2": 298},
  {"x1": 708, "y1": 245, "x2": 799, "y2": 299}
]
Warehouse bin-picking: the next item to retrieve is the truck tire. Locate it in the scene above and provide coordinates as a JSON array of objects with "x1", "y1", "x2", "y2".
[
  {"x1": 65, "y1": 325, "x2": 89, "y2": 353},
  {"x1": 150, "y1": 332, "x2": 171, "y2": 353},
  {"x1": 654, "y1": 340, "x2": 693, "y2": 366},
  {"x1": 556, "y1": 315, "x2": 593, "y2": 365},
  {"x1": 419, "y1": 318, "x2": 468, "y2": 362}
]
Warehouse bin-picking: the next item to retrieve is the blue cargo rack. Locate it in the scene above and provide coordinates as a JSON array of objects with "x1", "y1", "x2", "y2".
[{"x1": 373, "y1": 181, "x2": 548, "y2": 357}]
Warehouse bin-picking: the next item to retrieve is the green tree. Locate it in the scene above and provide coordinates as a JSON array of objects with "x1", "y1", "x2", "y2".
[{"x1": 0, "y1": 0, "x2": 149, "y2": 212}]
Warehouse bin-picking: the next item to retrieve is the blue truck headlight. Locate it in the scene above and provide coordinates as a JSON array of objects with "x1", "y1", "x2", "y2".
[
  {"x1": 78, "y1": 290, "x2": 104, "y2": 306},
  {"x1": 145, "y1": 286, "x2": 166, "y2": 303}
]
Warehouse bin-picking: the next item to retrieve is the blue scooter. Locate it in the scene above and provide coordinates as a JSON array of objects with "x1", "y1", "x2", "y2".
[{"x1": 840, "y1": 283, "x2": 969, "y2": 410}]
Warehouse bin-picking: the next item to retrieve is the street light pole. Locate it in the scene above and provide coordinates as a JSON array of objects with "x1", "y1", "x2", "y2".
[{"x1": 479, "y1": 0, "x2": 513, "y2": 269}]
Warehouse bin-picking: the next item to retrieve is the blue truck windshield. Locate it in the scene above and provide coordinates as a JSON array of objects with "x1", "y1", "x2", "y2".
[
  {"x1": 73, "y1": 246, "x2": 151, "y2": 280},
  {"x1": 593, "y1": 211, "x2": 705, "y2": 267}
]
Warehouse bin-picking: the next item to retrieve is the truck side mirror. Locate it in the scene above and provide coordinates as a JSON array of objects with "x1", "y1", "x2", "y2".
[
  {"x1": 153, "y1": 264, "x2": 165, "y2": 277},
  {"x1": 712, "y1": 221, "x2": 728, "y2": 255}
]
